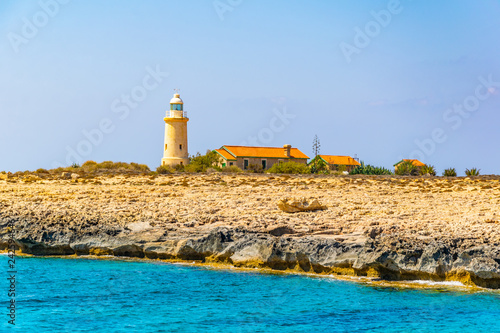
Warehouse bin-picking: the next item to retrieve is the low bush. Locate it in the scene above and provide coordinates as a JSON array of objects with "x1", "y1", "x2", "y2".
[
  {"x1": 35, "y1": 168, "x2": 49, "y2": 174},
  {"x1": 465, "y1": 168, "x2": 480, "y2": 176},
  {"x1": 81, "y1": 161, "x2": 150, "y2": 173},
  {"x1": 267, "y1": 161, "x2": 310, "y2": 174},
  {"x1": 174, "y1": 164, "x2": 185, "y2": 172},
  {"x1": 336, "y1": 165, "x2": 348, "y2": 173},
  {"x1": 222, "y1": 165, "x2": 243, "y2": 173},
  {"x1": 43, "y1": 161, "x2": 150, "y2": 175},
  {"x1": 82, "y1": 160, "x2": 97, "y2": 167},
  {"x1": 130, "y1": 162, "x2": 151, "y2": 173},
  {"x1": 156, "y1": 165, "x2": 174, "y2": 174},
  {"x1": 246, "y1": 164, "x2": 264, "y2": 173},
  {"x1": 442, "y1": 168, "x2": 457, "y2": 177}
]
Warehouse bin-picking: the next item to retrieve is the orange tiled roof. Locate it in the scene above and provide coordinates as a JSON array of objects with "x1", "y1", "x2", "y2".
[
  {"x1": 214, "y1": 149, "x2": 237, "y2": 160},
  {"x1": 395, "y1": 159, "x2": 425, "y2": 167},
  {"x1": 221, "y1": 145, "x2": 309, "y2": 159},
  {"x1": 319, "y1": 155, "x2": 361, "y2": 166}
]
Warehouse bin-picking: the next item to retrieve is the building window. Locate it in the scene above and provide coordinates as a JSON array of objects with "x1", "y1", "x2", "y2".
[
  {"x1": 261, "y1": 160, "x2": 267, "y2": 169},
  {"x1": 179, "y1": 144, "x2": 182, "y2": 150},
  {"x1": 244, "y1": 159, "x2": 249, "y2": 170},
  {"x1": 229, "y1": 162, "x2": 233, "y2": 166},
  {"x1": 171, "y1": 104, "x2": 183, "y2": 111},
  {"x1": 164, "y1": 144, "x2": 168, "y2": 151},
  {"x1": 278, "y1": 159, "x2": 284, "y2": 164},
  {"x1": 222, "y1": 163, "x2": 226, "y2": 167}
]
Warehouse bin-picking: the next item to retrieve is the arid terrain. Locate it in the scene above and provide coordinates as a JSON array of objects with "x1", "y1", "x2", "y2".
[{"x1": 1, "y1": 173, "x2": 500, "y2": 288}]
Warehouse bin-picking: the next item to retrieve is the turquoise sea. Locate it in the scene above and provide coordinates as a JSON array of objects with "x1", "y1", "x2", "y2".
[{"x1": 1, "y1": 256, "x2": 499, "y2": 332}]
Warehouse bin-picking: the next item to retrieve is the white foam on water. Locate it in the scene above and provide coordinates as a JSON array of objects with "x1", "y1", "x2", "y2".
[{"x1": 408, "y1": 280, "x2": 465, "y2": 287}]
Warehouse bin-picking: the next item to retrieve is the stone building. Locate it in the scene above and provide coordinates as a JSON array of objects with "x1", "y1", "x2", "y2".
[
  {"x1": 214, "y1": 145, "x2": 309, "y2": 170},
  {"x1": 311, "y1": 155, "x2": 361, "y2": 172}
]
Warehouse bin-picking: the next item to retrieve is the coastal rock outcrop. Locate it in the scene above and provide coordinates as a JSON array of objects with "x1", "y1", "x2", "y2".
[{"x1": 1, "y1": 173, "x2": 499, "y2": 288}]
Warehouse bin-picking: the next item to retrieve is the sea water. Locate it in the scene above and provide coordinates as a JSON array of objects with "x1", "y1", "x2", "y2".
[{"x1": 1, "y1": 256, "x2": 499, "y2": 332}]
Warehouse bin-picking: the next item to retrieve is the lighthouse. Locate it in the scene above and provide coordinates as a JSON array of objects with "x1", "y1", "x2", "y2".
[{"x1": 161, "y1": 92, "x2": 189, "y2": 167}]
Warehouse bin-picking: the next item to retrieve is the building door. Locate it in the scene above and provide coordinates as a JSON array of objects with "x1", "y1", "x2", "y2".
[
  {"x1": 244, "y1": 159, "x2": 249, "y2": 170},
  {"x1": 261, "y1": 160, "x2": 267, "y2": 170}
]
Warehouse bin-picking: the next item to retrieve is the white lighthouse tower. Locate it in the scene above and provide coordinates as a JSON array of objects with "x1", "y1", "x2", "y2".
[{"x1": 161, "y1": 92, "x2": 189, "y2": 167}]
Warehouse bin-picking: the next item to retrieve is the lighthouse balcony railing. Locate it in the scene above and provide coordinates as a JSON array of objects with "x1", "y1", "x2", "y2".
[{"x1": 165, "y1": 110, "x2": 188, "y2": 118}]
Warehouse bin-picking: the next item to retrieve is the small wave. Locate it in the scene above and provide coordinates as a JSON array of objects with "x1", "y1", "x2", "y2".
[{"x1": 407, "y1": 280, "x2": 465, "y2": 287}]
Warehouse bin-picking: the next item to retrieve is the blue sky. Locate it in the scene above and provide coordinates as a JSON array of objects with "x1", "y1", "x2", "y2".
[{"x1": 1, "y1": 0, "x2": 499, "y2": 174}]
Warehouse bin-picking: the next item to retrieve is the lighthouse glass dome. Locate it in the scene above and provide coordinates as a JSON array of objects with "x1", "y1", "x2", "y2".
[{"x1": 171, "y1": 104, "x2": 183, "y2": 111}]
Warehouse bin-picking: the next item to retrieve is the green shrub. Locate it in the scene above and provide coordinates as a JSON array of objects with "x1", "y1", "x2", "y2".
[
  {"x1": 420, "y1": 164, "x2": 436, "y2": 176},
  {"x1": 174, "y1": 164, "x2": 185, "y2": 172},
  {"x1": 185, "y1": 151, "x2": 221, "y2": 172},
  {"x1": 395, "y1": 160, "x2": 418, "y2": 176},
  {"x1": 222, "y1": 165, "x2": 243, "y2": 173},
  {"x1": 71, "y1": 163, "x2": 81, "y2": 168},
  {"x1": 156, "y1": 165, "x2": 174, "y2": 174},
  {"x1": 98, "y1": 161, "x2": 124, "y2": 169},
  {"x1": 130, "y1": 162, "x2": 151, "y2": 172},
  {"x1": 267, "y1": 161, "x2": 310, "y2": 174},
  {"x1": 349, "y1": 161, "x2": 393, "y2": 175},
  {"x1": 80, "y1": 161, "x2": 150, "y2": 173},
  {"x1": 82, "y1": 160, "x2": 97, "y2": 167},
  {"x1": 246, "y1": 163, "x2": 264, "y2": 173},
  {"x1": 442, "y1": 168, "x2": 457, "y2": 177},
  {"x1": 336, "y1": 164, "x2": 348, "y2": 172},
  {"x1": 465, "y1": 168, "x2": 480, "y2": 176},
  {"x1": 309, "y1": 156, "x2": 328, "y2": 174}
]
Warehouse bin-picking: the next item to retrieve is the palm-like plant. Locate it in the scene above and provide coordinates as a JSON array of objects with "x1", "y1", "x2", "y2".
[
  {"x1": 349, "y1": 161, "x2": 393, "y2": 175},
  {"x1": 465, "y1": 168, "x2": 480, "y2": 176},
  {"x1": 420, "y1": 164, "x2": 436, "y2": 176},
  {"x1": 395, "y1": 160, "x2": 418, "y2": 176},
  {"x1": 442, "y1": 168, "x2": 457, "y2": 177}
]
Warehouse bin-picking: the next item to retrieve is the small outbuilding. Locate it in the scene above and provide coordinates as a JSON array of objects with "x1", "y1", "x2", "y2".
[
  {"x1": 310, "y1": 155, "x2": 361, "y2": 172},
  {"x1": 394, "y1": 159, "x2": 425, "y2": 172},
  {"x1": 214, "y1": 145, "x2": 309, "y2": 170}
]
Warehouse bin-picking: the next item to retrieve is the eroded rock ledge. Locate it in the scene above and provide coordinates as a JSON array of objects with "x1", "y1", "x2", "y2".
[
  {"x1": 2, "y1": 224, "x2": 499, "y2": 289},
  {"x1": 1, "y1": 174, "x2": 499, "y2": 288}
]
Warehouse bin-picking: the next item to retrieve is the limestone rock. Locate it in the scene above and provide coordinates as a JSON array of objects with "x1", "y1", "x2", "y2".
[
  {"x1": 278, "y1": 198, "x2": 327, "y2": 213},
  {"x1": 61, "y1": 172, "x2": 72, "y2": 179},
  {"x1": 2, "y1": 173, "x2": 500, "y2": 288},
  {"x1": 267, "y1": 225, "x2": 295, "y2": 236}
]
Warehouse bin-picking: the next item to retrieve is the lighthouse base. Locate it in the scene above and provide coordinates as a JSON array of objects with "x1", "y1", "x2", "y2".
[{"x1": 161, "y1": 157, "x2": 190, "y2": 167}]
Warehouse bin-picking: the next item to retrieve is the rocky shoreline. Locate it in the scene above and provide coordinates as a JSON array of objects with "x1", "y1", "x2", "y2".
[{"x1": 1, "y1": 173, "x2": 499, "y2": 288}]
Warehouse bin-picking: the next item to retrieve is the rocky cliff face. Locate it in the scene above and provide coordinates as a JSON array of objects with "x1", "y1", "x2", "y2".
[{"x1": 1, "y1": 174, "x2": 499, "y2": 288}]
